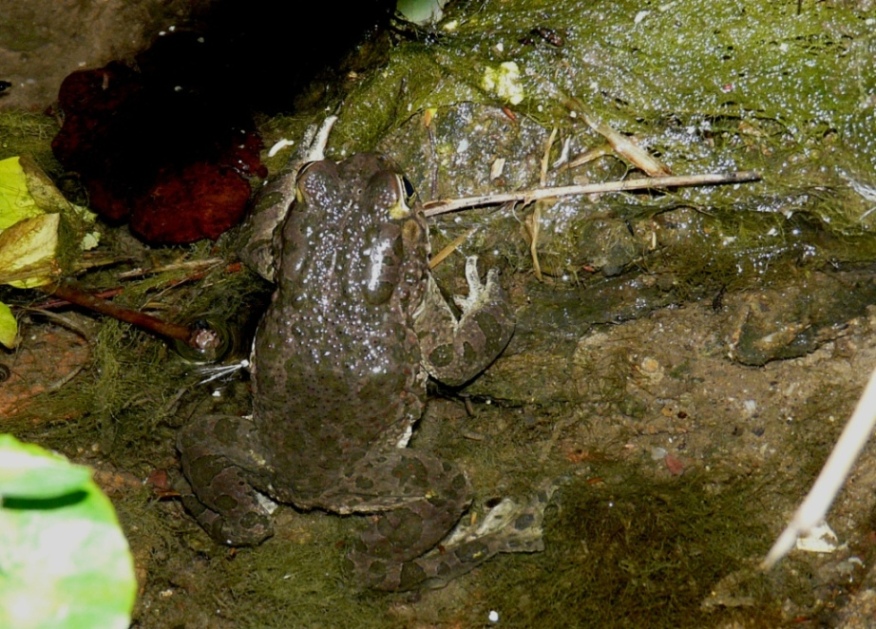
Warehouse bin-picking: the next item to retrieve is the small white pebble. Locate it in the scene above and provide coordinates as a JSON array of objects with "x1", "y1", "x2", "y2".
[
  {"x1": 651, "y1": 447, "x2": 667, "y2": 461},
  {"x1": 796, "y1": 521, "x2": 838, "y2": 554},
  {"x1": 490, "y1": 158, "x2": 505, "y2": 180},
  {"x1": 488, "y1": 610, "x2": 499, "y2": 623}
]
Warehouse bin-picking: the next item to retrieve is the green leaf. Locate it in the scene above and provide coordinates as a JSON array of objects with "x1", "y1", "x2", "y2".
[
  {"x1": 0, "y1": 434, "x2": 136, "y2": 629},
  {"x1": 0, "y1": 437, "x2": 92, "y2": 498},
  {"x1": 0, "y1": 302, "x2": 16, "y2": 348}
]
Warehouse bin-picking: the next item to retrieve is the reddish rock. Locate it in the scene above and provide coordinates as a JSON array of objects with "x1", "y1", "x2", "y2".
[{"x1": 51, "y1": 38, "x2": 264, "y2": 244}]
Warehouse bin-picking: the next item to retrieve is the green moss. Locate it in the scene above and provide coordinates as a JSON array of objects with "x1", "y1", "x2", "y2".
[
  {"x1": 319, "y1": 0, "x2": 876, "y2": 284},
  {"x1": 0, "y1": 111, "x2": 61, "y2": 173},
  {"x1": 466, "y1": 470, "x2": 782, "y2": 628}
]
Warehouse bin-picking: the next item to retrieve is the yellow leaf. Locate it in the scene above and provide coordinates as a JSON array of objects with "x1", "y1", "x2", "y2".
[
  {"x1": 0, "y1": 301, "x2": 17, "y2": 348},
  {"x1": 18, "y1": 155, "x2": 77, "y2": 214},
  {"x1": 0, "y1": 213, "x2": 60, "y2": 287},
  {"x1": 0, "y1": 156, "x2": 42, "y2": 229},
  {"x1": 0, "y1": 155, "x2": 99, "y2": 251}
]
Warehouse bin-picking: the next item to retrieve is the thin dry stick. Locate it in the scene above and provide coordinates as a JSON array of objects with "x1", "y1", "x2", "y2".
[
  {"x1": 46, "y1": 282, "x2": 219, "y2": 352},
  {"x1": 116, "y1": 257, "x2": 225, "y2": 280},
  {"x1": 423, "y1": 171, "x2": 761, "y2": 217},
  {"x1": 762, "y1": 362, "x2": 876, "y2": 569}
]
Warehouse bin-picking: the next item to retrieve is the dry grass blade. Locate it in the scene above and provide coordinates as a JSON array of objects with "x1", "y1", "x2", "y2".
[
  {"x1": 524, "y1": 128, "x2": 559, "y2": 281},
  {"x1": 580, "y1": 111, "x2": 672, "y2": 177},
  {"x1": 428, "y1": 228, "x2": 477, "y2": 270}
]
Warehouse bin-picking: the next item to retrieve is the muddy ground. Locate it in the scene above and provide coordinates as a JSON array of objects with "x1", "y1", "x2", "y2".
[{"x1": 6, "y1": 241, "x2": 876, "y2": 628}]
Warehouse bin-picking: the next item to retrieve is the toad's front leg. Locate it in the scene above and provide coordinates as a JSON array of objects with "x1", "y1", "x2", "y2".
[{"x1": 415, "y1": 256, "x2": 515, "y2": 387}]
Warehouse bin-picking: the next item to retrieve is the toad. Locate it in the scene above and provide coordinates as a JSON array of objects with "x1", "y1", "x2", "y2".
[{"x1": 178, "y1": 120, "x2": 547, "y2": 590}]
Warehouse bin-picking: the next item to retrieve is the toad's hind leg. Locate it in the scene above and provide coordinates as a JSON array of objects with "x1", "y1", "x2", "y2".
[
  {"x1": 327, "y1": 450, "x2": 557, "y2": 591},
  {"x1": 312, "y1": 449, "x2": 472, "y2": 590},
  {"x1": 177, "y1": 415, "x2": 274, "y2": 546},
  {"x1": 323, "y1": 450, "x2": 552, "y2": 591}
]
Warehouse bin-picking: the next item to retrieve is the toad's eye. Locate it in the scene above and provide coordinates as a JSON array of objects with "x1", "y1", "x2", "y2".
[
  {"x1": 387, "y1": 174, "x2": 413, "y2": 220},
  {"x1": 401, "y1": 175, "x2": 416, "y2": 202}
]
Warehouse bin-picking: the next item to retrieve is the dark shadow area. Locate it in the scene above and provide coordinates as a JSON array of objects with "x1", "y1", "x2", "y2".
[{"x1": 184, "y1": 0, "x2": 397, "y2": 113}]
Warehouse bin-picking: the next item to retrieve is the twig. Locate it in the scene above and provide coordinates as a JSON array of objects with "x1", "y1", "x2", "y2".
[
  {"x1": 47, "y1": 363, "x2": 87, "y2": 393},
  {"x1": 116, "y1": 257, "x2": 225, "y2": 280},
  {"x1": 422, "y1": 171, "x2": 761, "y2": 217},
  {"x1": 20, "y1": 307, "x2": 93, "y2": 342},
  {"x1": 44, "y1": 282, "x2": 221, "y2": 353},
  {"x1": 761, "y1": 361, "x2": 876, "y2": 569},
  {"x1": 34, "y1": 287, "x2": 124, "y2": 310}
]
